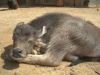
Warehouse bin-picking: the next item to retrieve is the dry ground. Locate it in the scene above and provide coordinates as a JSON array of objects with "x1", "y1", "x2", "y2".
[{"x1": 0, "y1": 5, "x2": 100, "y2": 75}]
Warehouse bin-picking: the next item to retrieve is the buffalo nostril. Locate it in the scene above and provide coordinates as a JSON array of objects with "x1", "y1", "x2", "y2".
[
  {"x1": 13, "y1": 48, "x2": 22, "y2": 54},
  {"x1": 18, "y1": 50, "x2": 22, "y2": 53}
]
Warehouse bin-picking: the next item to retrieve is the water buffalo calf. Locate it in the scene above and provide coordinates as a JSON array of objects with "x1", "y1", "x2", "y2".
[{"x1": 7, "y1": 13, "x2": 100, "y2": 66}]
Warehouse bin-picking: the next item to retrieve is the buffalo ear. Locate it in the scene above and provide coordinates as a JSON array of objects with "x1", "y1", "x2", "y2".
[
  {"x1": 37, "y1": 26, "x2": 47, "y2": 42},
  {"x1": 16, "y1": 22, "x2": 24, "y2": 27},
  {"x1": 12, "y1": 22, "x2": 24, "y2": 40},
  {"x1": 39, "y1": 26, "x2": 47, "y2": 37}
]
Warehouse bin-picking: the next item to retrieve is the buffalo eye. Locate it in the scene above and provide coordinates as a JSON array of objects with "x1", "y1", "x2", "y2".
[
  {"x1": 28, "y1": 38, "x2": 34, "y2": 45},
  {"x1": 28, "y1": 40, "x2": 33, "y2": 44}
]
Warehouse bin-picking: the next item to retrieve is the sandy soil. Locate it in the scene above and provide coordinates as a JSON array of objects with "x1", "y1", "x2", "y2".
[{"x1": 0, "y1": 5, "x2": 100, "y2": 75}]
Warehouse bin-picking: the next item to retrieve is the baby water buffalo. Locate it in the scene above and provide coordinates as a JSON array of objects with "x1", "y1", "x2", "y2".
[{"x1": 7, "y1": 13, "x2": 100, "y2": 66}]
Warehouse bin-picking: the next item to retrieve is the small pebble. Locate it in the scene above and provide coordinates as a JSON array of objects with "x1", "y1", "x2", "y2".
[{"x1": 14, "y1": 71, "x2": 19, "y2": 75}]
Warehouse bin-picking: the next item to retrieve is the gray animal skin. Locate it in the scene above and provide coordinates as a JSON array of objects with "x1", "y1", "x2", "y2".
[{"x1": 7, "y1": 13, "x2": 100, "y2": 66}]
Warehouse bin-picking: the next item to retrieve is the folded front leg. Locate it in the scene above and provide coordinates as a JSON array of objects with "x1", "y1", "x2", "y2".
[{"x1": 17, "y1": 53, "x2": 61, "y2": 67}]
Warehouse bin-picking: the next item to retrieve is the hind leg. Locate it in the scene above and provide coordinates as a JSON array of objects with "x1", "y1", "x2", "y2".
[
  {"x1": 69, "y1": 58, "x2": 83, "y2": 67},
  {"x1": 64, "y1": 54, "x2": 78, "y2": 61},
  {"x1": 64, "y1": 54, "x2": 83, "y2": 66}
]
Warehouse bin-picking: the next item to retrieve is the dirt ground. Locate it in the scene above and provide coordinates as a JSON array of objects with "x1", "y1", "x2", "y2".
[{"x1": 0, "y1": 5, "x2": 100, "y2": 75}]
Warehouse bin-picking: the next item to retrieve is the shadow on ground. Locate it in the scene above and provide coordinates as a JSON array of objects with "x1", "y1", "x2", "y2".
[
  {"x1": 1, "y1": 45, "x2": 19, "y2": 70},
  {"x1": 0, "y1": 9, "x2": 10, "y2": 11}
]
